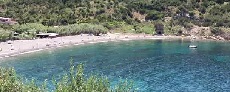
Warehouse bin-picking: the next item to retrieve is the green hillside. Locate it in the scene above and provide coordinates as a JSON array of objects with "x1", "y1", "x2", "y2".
[
  {"x1": 0, "y1": 0, "x2": 230, "y2": 40},
  {"x1": 0, "y1": 0, "x2": 228, "y2": 26}
]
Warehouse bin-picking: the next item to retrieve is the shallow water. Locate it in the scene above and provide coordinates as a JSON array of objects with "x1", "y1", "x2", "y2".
[{"x1": 1, "y1": 39, "x2": 230, "y2": 92}]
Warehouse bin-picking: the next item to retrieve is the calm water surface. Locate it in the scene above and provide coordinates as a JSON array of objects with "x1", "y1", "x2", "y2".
[{"x1": 1, "y1": 39, "x2": 230, "y2": 92}]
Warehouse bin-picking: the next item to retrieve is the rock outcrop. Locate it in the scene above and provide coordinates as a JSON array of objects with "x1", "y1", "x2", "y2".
[{"x1": 188, "y1": 26, "x2": 211, "y2": 36}]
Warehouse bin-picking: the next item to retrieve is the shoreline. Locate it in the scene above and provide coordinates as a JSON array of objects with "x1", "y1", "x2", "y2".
[{"x1": 0, "y1": 33, "x2": 200, "y2": 59}]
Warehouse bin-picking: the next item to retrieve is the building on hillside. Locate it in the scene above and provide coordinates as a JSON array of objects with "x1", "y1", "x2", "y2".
[{"x1": 0, "y1": 17, "x2": 18, "y2": 25}]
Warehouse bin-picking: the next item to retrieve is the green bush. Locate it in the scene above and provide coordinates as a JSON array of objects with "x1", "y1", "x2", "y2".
[
  {"x1": 134, "y1": 23, "x2": 155, "y2": 34},
  {"x1": 12, "y1": 23, "x2": 48, "y2": 34},
  {"x1": 210, "y1": 27, "x2": 224, "y2": 35},
  {"x1": 54, "y1": 64, "x2": 110, "y2": 92},
  {"x1": 163, "y1": 25, "x2": 183, "y2": 36},
  {"x1": 139, "y1": 25, "x2": 155, "y2": 34},
  {"x1": 171, "y1": 25, "x2": 183, "y2": 35},
  {"x1": 11, "y1": 23, "x2": 48, "y2": 39},
  {"x1": 0, "y1": 63, "x2": 134, "y2": 92},
  {"x1": 56, "y1": 23, "x2": 108, "y2": 36},
  {"x1": 0, "y1": 68, "x2": 46, "y2": 92},
  {"x1": 9, "y1": 23, "x2": 108, "y2": 40},
  {"x1": 0, "y1": 29, "x2": 11, "y2": 41},
  {"x1": 103, "y1": 21, "x2": 125, "y2": 30},
  {"x1": 54, "y1": 61, "x2": 134, "y2": 92}
]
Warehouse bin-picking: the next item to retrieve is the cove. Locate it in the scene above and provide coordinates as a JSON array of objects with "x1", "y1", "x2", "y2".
[{"x1": 1, "y1": 39, "x2": 230, "y2": 91}]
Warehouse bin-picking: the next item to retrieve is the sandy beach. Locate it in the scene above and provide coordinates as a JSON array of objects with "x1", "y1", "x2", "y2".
[{"x1": 0, "y1": 33, "x2": 188, "y2": 58}]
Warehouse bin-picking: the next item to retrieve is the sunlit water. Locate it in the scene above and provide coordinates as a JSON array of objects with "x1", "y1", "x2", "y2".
[{"x1": 1, "y1": 39, "x2": 230, "y2": 92}]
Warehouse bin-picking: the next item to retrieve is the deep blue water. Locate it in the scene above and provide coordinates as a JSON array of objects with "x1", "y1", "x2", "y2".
[{"x1": 1, "y1": 39, "x2": 230, "y2": 92}]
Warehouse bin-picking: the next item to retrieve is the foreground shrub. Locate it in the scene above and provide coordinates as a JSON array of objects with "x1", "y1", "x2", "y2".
[
  {"x1": 0, "y1": 68, "x2": 46, "y2": 92},
  {"x1": 54, "y1": 64, "x2": 110, "y2": 92},
  {"x1": 54, "y1": 63, "x2": 134, "y2": 92},
  {"x1": 0, "y1": 63, "x2": 134, "y2": 92}
]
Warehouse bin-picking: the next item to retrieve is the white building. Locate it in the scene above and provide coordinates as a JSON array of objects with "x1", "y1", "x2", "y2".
[{"x1": 0, "y1": 17, "x2": 18, "y2": 25}]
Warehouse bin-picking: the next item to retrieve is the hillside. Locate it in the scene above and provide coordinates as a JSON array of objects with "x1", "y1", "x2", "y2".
[{"x1": 0, "y1": 0, "x2": 230, "y2": 40}]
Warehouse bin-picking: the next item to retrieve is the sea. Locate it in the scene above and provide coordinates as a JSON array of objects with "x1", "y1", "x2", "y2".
[{"x1": 1, "y1": 39, "x2": 230, "y2": 92}]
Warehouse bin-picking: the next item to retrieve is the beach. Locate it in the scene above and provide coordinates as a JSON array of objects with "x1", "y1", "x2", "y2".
[{"x1": 0, "y1": 33, "x2": 187, "y2": 58}]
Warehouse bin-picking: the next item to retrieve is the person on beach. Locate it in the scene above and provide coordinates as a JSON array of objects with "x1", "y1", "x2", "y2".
[{"x1": 10, "y1": 45, "x2": 14, "y2": 50}]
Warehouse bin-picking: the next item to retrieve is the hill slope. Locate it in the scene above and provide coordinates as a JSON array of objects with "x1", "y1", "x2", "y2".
[{"x1": 0, "y1": 0, "x2": 229, "y2": 27}]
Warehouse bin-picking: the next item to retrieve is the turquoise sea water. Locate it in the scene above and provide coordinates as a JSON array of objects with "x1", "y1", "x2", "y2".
[{"x1": 1, "y1": 39, "x2": 230, "y2": 91}]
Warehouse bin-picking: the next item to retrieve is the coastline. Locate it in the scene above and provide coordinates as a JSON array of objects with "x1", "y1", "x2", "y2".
[{"x1": 0, "y1": 33, "x2": 190, "y2": 59}]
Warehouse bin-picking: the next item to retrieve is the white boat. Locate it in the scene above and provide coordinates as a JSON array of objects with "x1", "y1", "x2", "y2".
[
  {"x1": 192, "y1": 36, "x2": 196, "y2": 39},
  {"x1": 189, "y1": 45, "x2": 197, "y2": 48}
]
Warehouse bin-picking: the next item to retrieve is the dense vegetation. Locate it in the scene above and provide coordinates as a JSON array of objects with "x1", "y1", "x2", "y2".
[
  {"x1": 0, "y1": 0, "x2": 230, "y2": 40},
  {"x1": 0, "y1": 63, "x2": 134, "y2": 92},
  {"x1": 0, "y1": 0, "x2": 229, "y2": 27}
]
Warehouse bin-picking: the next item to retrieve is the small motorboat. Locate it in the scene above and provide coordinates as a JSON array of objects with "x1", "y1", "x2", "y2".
[
  {"x1": 189, "y1": 45, "x2": 197, "y2": 48},
  {"x1": 192, "y1": 36, "x2": 196, "y2": 39}
]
